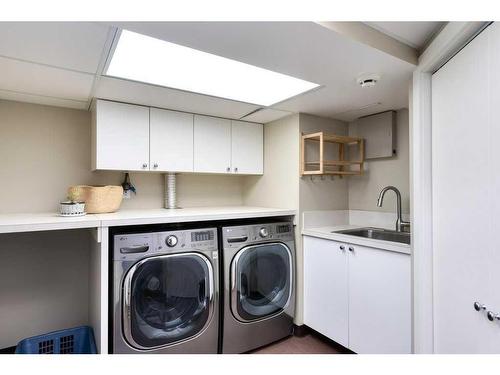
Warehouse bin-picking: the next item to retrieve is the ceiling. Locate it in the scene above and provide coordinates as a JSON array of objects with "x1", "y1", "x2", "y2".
[
  {"x1": 365, "y1": 22, "x2": 445, "y2": 51},
  {"x1": 0, "y1": 22, "x2": 434, "y2": 122}
]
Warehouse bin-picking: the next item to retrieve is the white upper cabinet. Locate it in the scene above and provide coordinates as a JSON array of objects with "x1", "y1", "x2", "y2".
[
  {"x1": 231, "y1": 120, "x2": 263, "y2": 174},
  {"x1": 92, "y1": 100, "x2": 263, "y2": 175},
  {"x1": 193, "y1": 115, "x2": 232, "y2": 173},
  {"x1": 150, "y1": 108, "x2": 194, "y2": 172},
  {"x1": 92, "y1": 100, "x2": 150, "y2": 171}
]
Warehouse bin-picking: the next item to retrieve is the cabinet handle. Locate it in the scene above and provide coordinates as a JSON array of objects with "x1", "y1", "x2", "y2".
[
  {"x1": 153, "y1": 163, "x2": 158, "y2": 168},
  {"x1": 234, "y1": 167, "x2": 238, "y2": 173},
  {"x1": 487, "y1": 311, "x2": 500, "y2": 322},
  {"x1": 339, "y1": 245, "x2": 345, "y2": 251},
  {"x1": 226, "y1": 167, "x2": 231, "y2": 172},
  {"x1": 142, "y1": 163, "x2": 148, "y2": 169},
  {"x1": 474, "y1": 302, "x2": 487, "y2": 312},
  {"x1": 348, "y1": 246, "x2": 354, "y2": 252}
]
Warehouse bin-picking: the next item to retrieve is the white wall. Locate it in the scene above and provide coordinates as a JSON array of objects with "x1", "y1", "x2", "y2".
[
  {"x1": 299, "y1": 113, "x2": 349, "y2": 214},
  {"x1": 348, "y1": 109, "x2": 410, "y2": 213},
  {"x1": 244, "y1": 113, "x2": 350, "y2": 326},
  {"x1": 0, "y1": 100, "x2": 245, "y2": 214},
  {"x1": 0, "y1": 230, "x2": 90, "y2": 348},
  {"x1": 243, "y1": 114, "x2": 300, "y2": 210}
]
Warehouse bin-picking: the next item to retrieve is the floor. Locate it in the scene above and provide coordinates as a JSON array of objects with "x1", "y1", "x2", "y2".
[{"x1": 249, "y1": 331, "x2": 352, "y2": 354}]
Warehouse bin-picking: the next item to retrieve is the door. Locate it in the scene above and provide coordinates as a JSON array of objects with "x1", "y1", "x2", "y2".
[
  {"x1": 486, "y1": 23, "x2": 500, "y2": 352},
  {"x1": 93, "y1": 100, "x2": 150, "y2": 171},
  {"x1": 150, "y1": 108, "x2": 194, "y2": 172},
  {"x1": 348, "y1": 244, "x2": 411, "y2": 354},
  {"x1": 231, "y1": 242, "x2": 292, "y2": 322},
  {"x1": 231, "y1": 120, "x2": 263, "y2": 174},
  {"x1": 303, "y1": 236, "x2": 348, "y2": 347},
  {"x1": 432, "y1": 25, "x2": 499, "y2": 353},
  {"x1": 122, "y1": 253, "x2": 214, "y2": 350},
  {"x1": 193, "y1": 115, "x2": 231, "y2": 173}
]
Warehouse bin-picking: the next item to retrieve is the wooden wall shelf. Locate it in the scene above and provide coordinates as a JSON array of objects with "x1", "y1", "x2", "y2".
[{"x1": 300, "y1": 132, "x2": 365, "y2": 177}]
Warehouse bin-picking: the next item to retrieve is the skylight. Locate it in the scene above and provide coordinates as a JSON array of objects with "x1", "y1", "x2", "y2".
[{"x1": 106, "y1": 30, "x2": 319, "y2": 106}]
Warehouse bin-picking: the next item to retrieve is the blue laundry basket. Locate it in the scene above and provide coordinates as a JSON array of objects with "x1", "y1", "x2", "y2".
[{"x1": 15, "y1": 326, "x2": 97, "y2": 354}]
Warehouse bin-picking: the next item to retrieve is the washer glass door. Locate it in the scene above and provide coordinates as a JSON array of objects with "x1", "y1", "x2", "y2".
[
  {"x1": 123, "y1": 253, "x2": 213, "y2": 350},
  {"x1": 232, "y1": 242, "x2": 292, "y2": 322}
]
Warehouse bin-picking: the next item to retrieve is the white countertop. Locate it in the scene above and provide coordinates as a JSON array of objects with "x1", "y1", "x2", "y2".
[
  {"x1": 96, "y1": 206, "x2": 296, "y2": 227},
  {"x1": 0, "y1": 206, "x2": 296, "y2": 234},
  {"x1": 302, "y1": 225, "x2": 411, "y2": 255},
  {"x1": 0, "y1": 212, "x2": 102, "y2": 234}
]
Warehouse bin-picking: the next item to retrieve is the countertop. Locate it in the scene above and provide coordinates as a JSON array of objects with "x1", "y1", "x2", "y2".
[
  {"x1": 302, "y1": 225, "x2": 411, "y2": 255},
  {"x1": 0, "y1": 206, "x2": 296, "y2": 234}
]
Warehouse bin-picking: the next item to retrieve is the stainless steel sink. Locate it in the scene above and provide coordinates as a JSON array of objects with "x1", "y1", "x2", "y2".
[{"x1": 333, "y1": 227, "x2": 411, "y2": 245}]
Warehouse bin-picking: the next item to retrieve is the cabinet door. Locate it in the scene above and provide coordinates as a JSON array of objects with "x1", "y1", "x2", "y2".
[
  {"x1": 93, "y1": 100, "x2": 150, "y2": 171},
  {"x1": 150, "y1": 108, "x2": 194, "y2": 172},
  {"x1": 348, "y1": 245, "x2": 411, "y2": 354},
  {"x1": 303, "y1": 236, "x2": 349, "y2": 347},
  {"x1": 193, "y1": 115, "x2": 231, "y2": 173},
  {"x1": 231, "y1": 120, "x2": 263, "y2": 175}
]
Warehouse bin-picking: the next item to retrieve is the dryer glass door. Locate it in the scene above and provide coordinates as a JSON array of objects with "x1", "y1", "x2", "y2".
[
  {"x1": 123, "y1": 253, "x2": 214, "y2": 350},
  {"x1": 232, "y1": 242, "x2": 292, "y2": 322}
]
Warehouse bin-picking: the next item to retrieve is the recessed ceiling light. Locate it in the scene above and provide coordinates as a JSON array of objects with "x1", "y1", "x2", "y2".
[{"x1": 105, "y1": 30, "x2": 320, "y2": 106}]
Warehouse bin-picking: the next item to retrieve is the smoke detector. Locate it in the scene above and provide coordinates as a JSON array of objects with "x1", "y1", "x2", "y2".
[{"x1": 357, "y1": 73, "x2": 380, "y2": 88}]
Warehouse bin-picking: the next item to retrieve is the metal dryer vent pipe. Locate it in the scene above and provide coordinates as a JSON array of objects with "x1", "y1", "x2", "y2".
[{"x1": 164, "y1": 172, "x2": 179, "y2": 209}]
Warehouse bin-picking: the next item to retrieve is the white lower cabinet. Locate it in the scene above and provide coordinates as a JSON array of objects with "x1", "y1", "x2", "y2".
[
  {"x1": 348, "y1": 243, "x2": 411, "y2": 353},
  {"x1": 304, "y1": 236, "x2": 411, "y2": 354},
  {"x1": 303, "y1": 236, "x2": 349, "y2": 347}
]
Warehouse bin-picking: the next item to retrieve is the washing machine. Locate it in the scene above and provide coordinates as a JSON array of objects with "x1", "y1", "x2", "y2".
[
  {"x1": 112, "y1": 227, "x2": 219, "y2": 354},
  {"x1": 221, "y1": 221, "x2": 295, "y2": 353}
]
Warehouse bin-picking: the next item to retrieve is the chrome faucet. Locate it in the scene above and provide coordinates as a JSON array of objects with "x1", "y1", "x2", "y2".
[{"x1": 377, "y1": 186, "x2": 410, "y2": 232}]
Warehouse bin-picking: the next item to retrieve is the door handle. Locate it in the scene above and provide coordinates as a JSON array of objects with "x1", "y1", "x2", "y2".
[
  {"x1": 474, "y1": 302, "x2": 487, "y2": 312},
  {"x1": 227, "y1": 236, "x2": 248, "y2": 243},
  {"x1": 487, "y1": 311, "x2": 500, "y2": 322},
  {"x1": 120, "y1": 245, "x2": 149, "y2": 254}
]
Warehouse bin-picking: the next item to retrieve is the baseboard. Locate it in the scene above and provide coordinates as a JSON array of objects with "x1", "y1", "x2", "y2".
[
  {"x1": 293, "y1": 325, "x2": 355, "y2": 354},
  {"x1": 293, "y1": 324, "x2": 311, "y2": 337}
]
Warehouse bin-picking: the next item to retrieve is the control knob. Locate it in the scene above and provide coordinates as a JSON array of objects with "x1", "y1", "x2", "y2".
[
  {"x1": 166, "y1": 235, "x2": 178, "y2": 247},
  {"x1": 259, "y1": 227, "x2": 269, "y2": 238}
]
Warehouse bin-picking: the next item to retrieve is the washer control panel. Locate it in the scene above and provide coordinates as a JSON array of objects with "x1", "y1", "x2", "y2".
[
  {"x1": 113, "y1": 228, "x2": 218, "y2": 260},
  {"x1": 156, "y1": 228, "x2": 218, "y2": 252},
  {"x1": 165, "y1": 235, "x2": 178, "y2": 247},
  {"x1": 113, "y1": 233, "x2": 155, "y2": 261}
]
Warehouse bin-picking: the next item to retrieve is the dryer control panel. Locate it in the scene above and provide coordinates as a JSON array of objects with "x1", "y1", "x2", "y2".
[
  {"x1": 222, "y1": 222, "x2": 294, "y2": 248},
  {"x1": 156, "y1": 228, "x2": 218, "y2": 253}
]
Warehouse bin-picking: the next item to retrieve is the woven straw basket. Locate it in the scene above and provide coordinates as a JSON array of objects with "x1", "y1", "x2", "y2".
[{"x1": 68, "y1": 185, "x2": 123, "y2": 214}]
